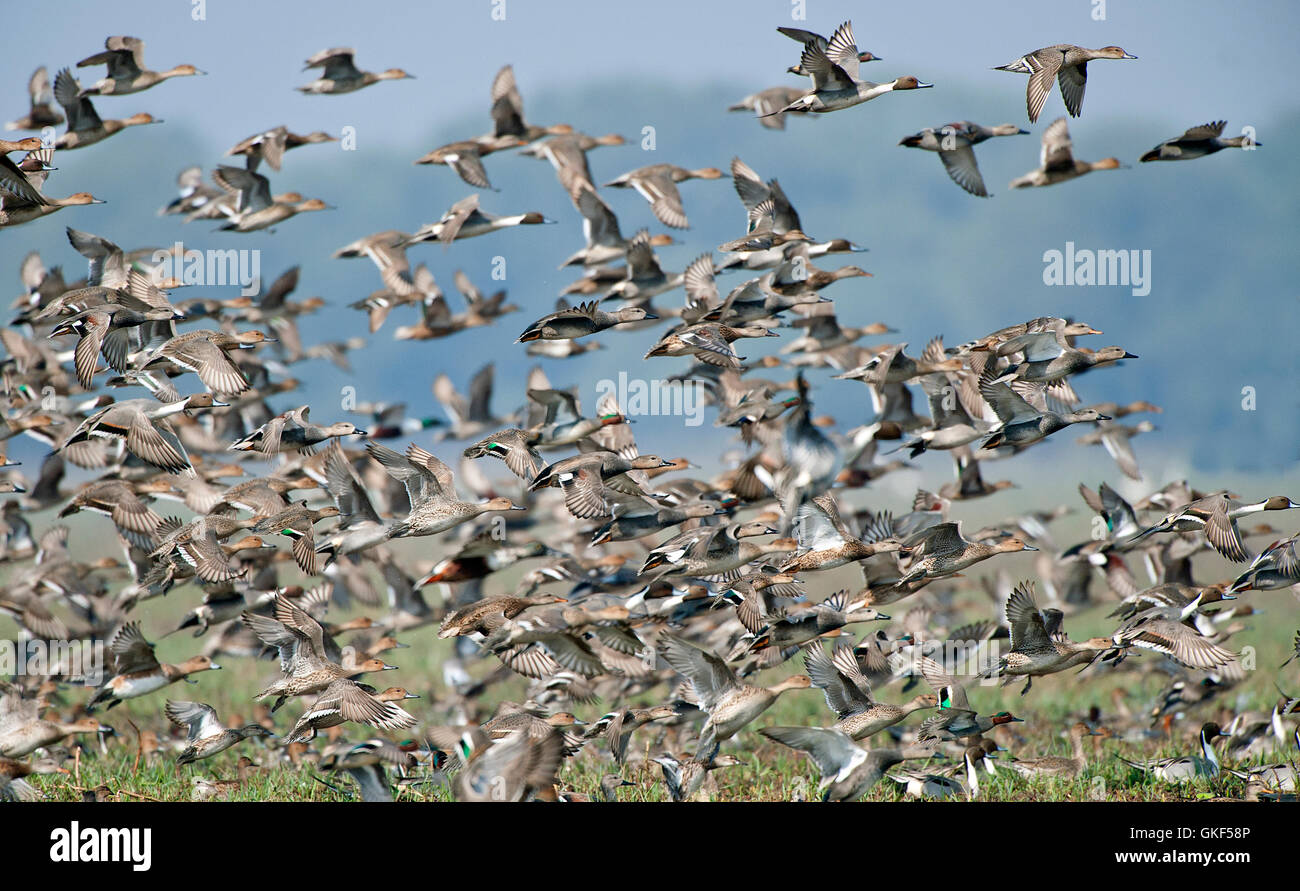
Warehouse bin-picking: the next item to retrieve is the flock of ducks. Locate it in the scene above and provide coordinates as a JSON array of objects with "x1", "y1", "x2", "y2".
[{"x1": 0, "y1": 21, "x2": 1291, "y2": 804}]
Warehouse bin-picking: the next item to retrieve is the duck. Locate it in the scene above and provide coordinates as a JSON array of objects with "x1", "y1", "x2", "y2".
[
  {"x1": 990, "y1": 581, "x2": 1115, "y2": 694},
  {"x1": 414, "y1": 134, "x2": 521, "y2": 191},
  {"x1": 744, "y1": 590, "x2": 890, "y2": 651},
  {"x1": 888, "y1": 745, "x2": 987, "y2": 799},
  {"x1": 0, "y1": 136, "x2": 51, "y2": 207},
  {"x1": 778, "y1": 24, "x2": 880, "y2": 74},
  {"x1": 900, "y1": 522, "x2": 1035, "y2": 583},
  {"x1": 141, "y1": 328, "x2": 271, "y2": 396},
  {"x1": 1005, "y1": 722, "x2": 1104, "y2": 779},
  {"x1": 462, "y1": 428, "x2": 546, "y2": 483},
  {"x1": 760, "y1": 725, "x2": 932, "y2": 801},
  {"x1": 296, "y1": 48, "x2": 414, "y2": 94},
  {"x1": 780, "y1": 495, "x2": 907, "y2": 573},
  {"x1": 0, "y1": 754, "x2": 70, "y2": 801},
  {"x1": 1141, "y1": 120, "x2": 1257, "y2": 162},
  {"x1": 1119, "y1": 722, "x2": 1226, "y2": 784},
  {"x1": 774, "y1": 22, "x2": 931, "y2": 115},
  {"x1": 52, "y1": 68, "x2": 160, "y2": 150},
  {"x1": 1001, "y1": 328, "x2": 1137, "y2": 382},
  {"x1": 228, "y1": 405, "x2": 364, "y2": 455},
  {"x1": 1010, "y1": 118, "x2": 1126, "y2": 188},
  {"x1": 653, "y1": 743, "x2": 744, "y2": 801},
  {"x1": 319, "y1": 737, "x2": 416, "y2": 802},
  {"x1": 1228, "y1": 534, "x2": 1300, "y2": 592},
  {"x1": 978, "y1": 362, "x2": 1110, "y2": 448},
  {"x1": 1131, "y1": 493, "x2": 1298, "y2": 563},
  {"x1": 833, "y1": 340, "x2": 963, "y2": 386},
  {"x1": 994, "y1": 44, "x2": 1137, "y2": 122},
  {"x1": 517, "y1": 300, "x2": 655, "y2": 342},
  {"x1": 603, "y1": 164, "x2": 725, "y2": 229},
  {"x1": 438, "y1": 592, "x2": 569, "y2": 640},
  {"x1": 365, "y1": 441, "x2": 523, "y2": 538},
  {"x1": 286, "y1": 681, "x2": 418, "y2": 743},
  {"x1": 88, "y1": 622, "x2": 221, "y2": 711},
  {"x1": 644, "y1": 321, "x2": 777, "y2": 369},
  {"x1": 899, "y1": 121, "x2": 1029, "y2": 197},
  {"x1": 61, "y1": 394, "x2": 224, "y2": 474},
  {"x1": 584, "y1": 705, "x2": 678, "y2": 764},
  {"x1": 226, "y1": 126, "x2": 337, "y2": 172},
  {"x1": 76, "y1": 36, "x2": 204, "y2": 95},
  {"x1": 528, "y1": 451, "x2": 673, "y2": 519},
  {"x1": 5, "y1": 67, "x2": 64, "y2": 131},
  {"x1": 728, "y1": 86, "x2": 808, "y2": 130},
  {"x1": 914, "y1": 657, "x2": 1024, "y2": 742},
  {"x1": 403, "y1": 194, "x2": 551, "y2": 246},
  {"x1": 804, "y1": 641, "x2": 936, "y2": 739},
  {"x1": 211, "y1": 166, "x2": 332, "y2": 232},
  {"x1": 163, "y1": 700, "x2": 274, "y2": 764},
  {"x1": 1224, "y1": 728, "x2": 1299, "y2": 792},
  {"x1": 643, "y1": 523, "x2": 797, "y2": 581},
  {"x1": 658, "y1": 634, "x2": 811, "y2": 743}
]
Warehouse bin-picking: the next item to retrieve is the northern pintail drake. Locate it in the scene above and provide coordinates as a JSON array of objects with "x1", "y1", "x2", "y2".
[
  {"x1": 888, "y1": 746, "x2": 988, "y2": 799},
  {"x1": 5, "y1": 67, "x2": 64, "y2": 131},
  {"x1": 899, "y1": 121, "x2": 1029, "y2": 197},
  {"x1": 1009, "y1": 117, "x2": 1126, "y2": 188},
  {"x1": 1141, "y1": 120, "x2": 1258, "y2": 162},
  {"x1": 76, "y1": 36, "x2": 205, "y2": 95},
  {"x1": 760, "y1": 725, "x2": 933, "y2": 801},
  {"x1": 164, "y1": 700, "x2": 274, "y2": 764},
  {"x1": 1119, "y1": 722, "x2": 1226, "y2": 784},
  {"x1": 402, "y1": 194, "x2": 552, "y2": 246},
  {"x1": 88, "y1": 622, "x2": 221, "y2": 711},
  {"x1": 226, "y1": 126, "x2": 337, "y2": 172},
  {"x1": 1228, "y1": 533, "x2": 1300, "y2": 592},
  {"x1": 365, "y1": 440, "x2": 523, "y2": 537},
  {"x1": 296, "y1": 48, "x2": 414, "y2": 95},
  {"x1": 659, "y1": 633, "x2": 811, "y2": 743},
  {"x1": 804, "y1": 641, "x2": 936, "y2": 739},
  {"x1": 988, "y1": 581, "x2": 1113, "y2": 694},
  {"x1": 994, "y1": 44, "x2": 1137, "y2": 122},
  {"x1": 603, "y1": 164, "x2": 726, "y2": 229},
  {"x1": 1132, "y1": 493, "x2": 1298, "y2": 563},
  {"x1": 773, "y1": 22, "x2": 931, "y2": 115},
  {"x1": 52, "y1": 68, "x2": 161, "y2": 150}
]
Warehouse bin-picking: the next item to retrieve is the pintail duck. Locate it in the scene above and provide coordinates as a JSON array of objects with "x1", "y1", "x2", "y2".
[
  {"x1": 365, "y1": 440, "x2": 523, "y2": 538},
  {"x1": 211, "y1": 166, "x2": 332, "y2": 232},
  {"x1": 517, "y1": 300, "x2": 655, "y2": 342},
  {"x1": 642, "y1": 522, "x2": 797, "y2": 581},
  {"x1": 653, "y1": 743, "x2": 744, "y2": 802},
  {"x1": 52, "y1": 68, "x2": 160, "y2": 150},
  {"x1": 889, "y1": 746, "x2": 989, "y2": 799},
  {"x1": 141, "y1": 328, "x2": 272, "y2": 396},
  {"x1": 163, "y1": 700, "x2": 274, "y2": 764},
  {"x1": 584, "y1": 704, "x2": 677, "y2": 764},
  {"x1": 1131, "y1": 493, "x2": 1298, "y2": 563},
  {"x1": 434, "y1": 725, "x2": 565, "y2": 802},
  {"x1": 61, "y1": 394, "x2": 224, "y2": 474},
  {"x1": 659, "y1": 634, "x2": 811, "y2": 742},
  {"x1": 900, "y1": 122, "x2": 1029, "y2": 197},
  {"x1": 1109, "y1": 594, "x2": 1238, "y2": 671},
  {"x1": 414, "y1": 134, "x2": 521, "y2": 191},
  {"x1": 778, "y1": 24, "x2": 880, "y2": 74},
  {"x1": 296, "y1": 48, "x2": 414, "y2": 95},
  {"x1": 1119, "y1": 722, "x2": 1226, "y2": 784},
  {"x1": 603, "y1": 164, "x2": 725, "y2": 229},
  {"x1": 781, "y1": 495, "x2": 906, "y2": 573},
  {"x1": 1228, "y1": 533, "x2": 1300, "y2": 592},
  {"x1": 226, "y1": 126, "x2": 337, "y2": 172},
  {"x1": 591, "y1": 496, "x2": 721, "y2": 545},
  {"x1": 760, "y1": 725, "x2": 933, "y2": 801},
  {"x1": 644, "y1": 321, "x2": 776, "y2": 369},
  {"x1": 775, "y1": 22, "x2": 930, "y2": 115},
  {"x1": 717, "y1": 198, "x2": 810, "y2": 253},
  {"x1": 438, "y1": 592, "x2": 568, "y2": 639},
  {"x1": 999, "y1": 325, "x2": 1136, "y2": 382},
  {"x1": 88, "y1": 622, "x2": 221, "y2": 711},
  {"x1": 900, "y1": 521, "x2": 1035, "y2": 583},
  {"x1": 978, "y1": 363, "x2": 1110, "y2": 448},
  {"x1": 228, "y1": 405, "x2": 364, "y2": 454},
  {"x1": 0, "y1": 137, "x2": 51, "y2": 207},
  {"x1": 0, "y1": 754, "x2": 70, "y2": 801},
  {"x1": 489, "y1": 64, "x2": 570, "y2": 145},
  {"x1": 287, "y1": 681, "x2": 418, "y2": 743},
  {"x1": 320, "y1": 737, "x2": 416, "y2": 802},
  {"x1": 1005, "y1": 722, "x2": 1106, "y2": 779},
  {"x1": 833, "y1": 339, "x2": 963, "y2": 386},
  {"x1": 403, "y1": 194, "x2": 552, "y2": 247},
  {"x1": 76, "y1": 36, "x2": 204, "y2": 95},
  {"x1": 989, "y1": 581, "x2": 1114, "y2": 694},
  {"x1": 728, "y1": 85, "x2": 808, "y2": 130},
  {"x1": 0, "y1": 705, "x2": 108, "y2": 758},
  {"x1": 804, "y1": 641, "x2": 936, "y2": 739},
  {"x1": 742, "y1": 590, "x2": 889, "y2": 652},
  {"x1": 1141, "y1": 120, "x2": 1257, "y2": 162},
  {"x1": 1224, "y1": 728, "x2": 1299, "y2": 792},
  {"x1": 915, "y1": 657, "x2": 1024, "y2": 742},
  {"x1": 994, "y1": 44, "x2": 1136, "y2": 122},
  {"x1": 559, "y1": 183, "x2": 675, "y2": 269},
  {"x1": 5, "y1": 67, "x2": 64, "y2": 131},
  {"x1": 1009, "y1": 117, "x2": 1126, "y2": 188}
]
